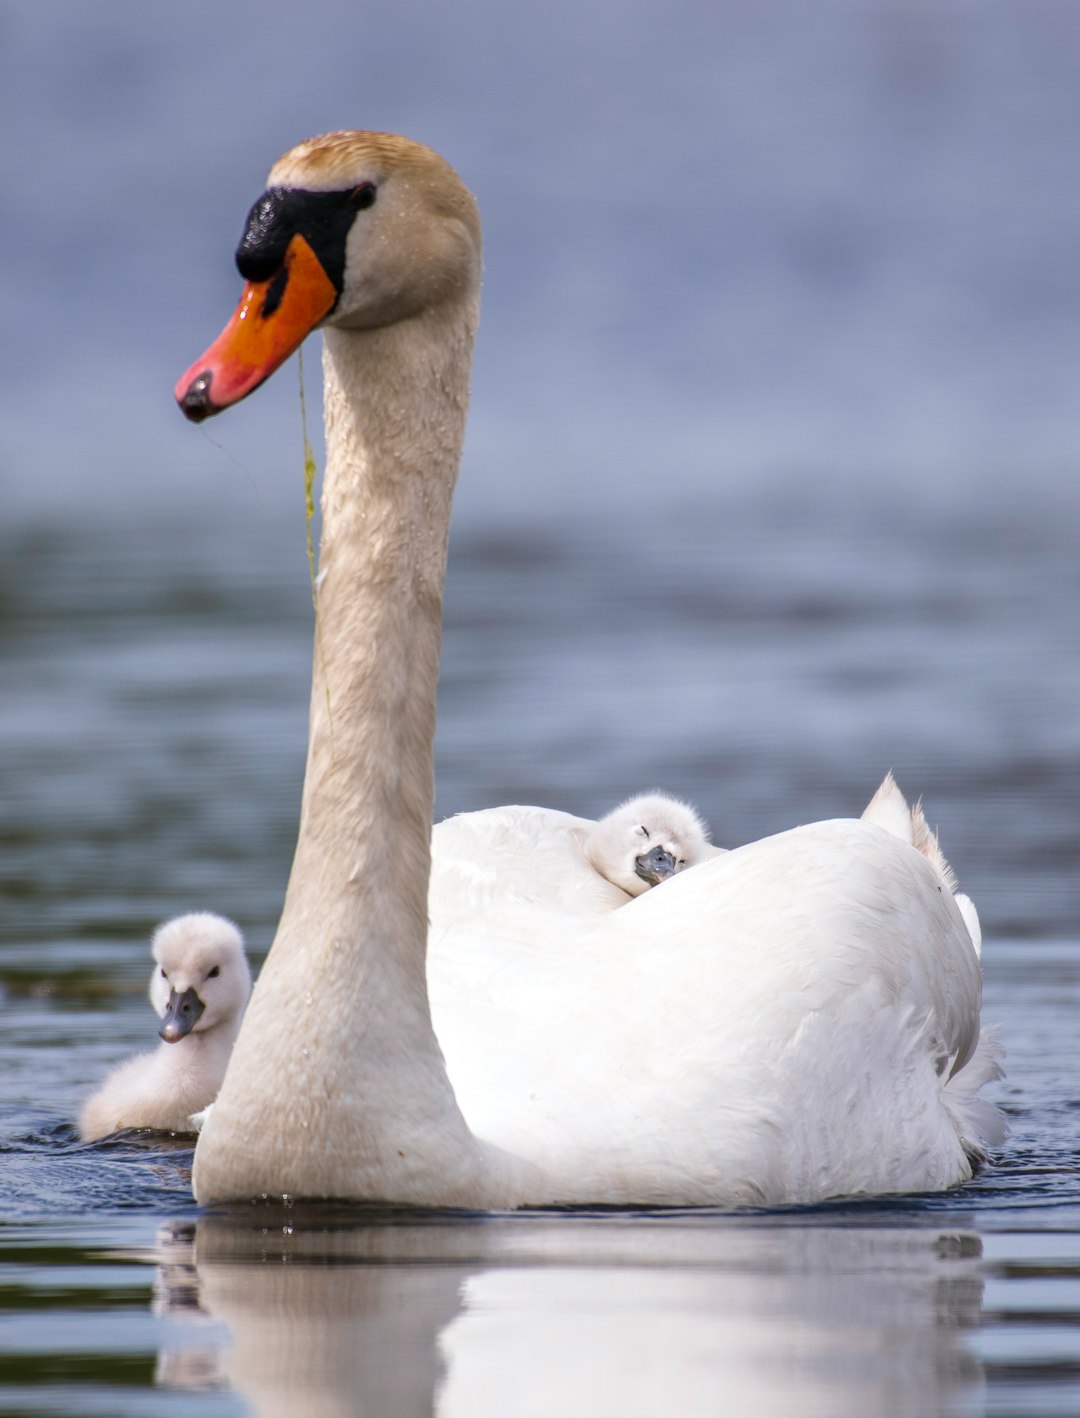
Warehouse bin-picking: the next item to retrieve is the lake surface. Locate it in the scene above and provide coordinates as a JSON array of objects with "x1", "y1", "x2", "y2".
[{"x1": 2, "y1": 489, "x2": 1079, "y2": 1416}]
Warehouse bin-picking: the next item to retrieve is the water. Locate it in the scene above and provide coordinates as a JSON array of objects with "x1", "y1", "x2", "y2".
[{"x1": 2, "y1": 493, "x2": 1080, "y2": 1416}]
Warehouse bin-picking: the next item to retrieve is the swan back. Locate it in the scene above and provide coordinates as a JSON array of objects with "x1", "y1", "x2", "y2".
[
  {"x1": 430, "y1": 816, "x2": 993, "y2": 1205},
  {"x1": 432, "y1": 805, "x2": 631, "y2": 923}
]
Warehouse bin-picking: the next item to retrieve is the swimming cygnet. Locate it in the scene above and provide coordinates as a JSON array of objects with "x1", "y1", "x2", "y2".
[
  {"x1": 79, "y1": 913, "x2": 251, "y2": 1141},
  {"x1": 585, "y1": 793, "x2": 716, "y2": 898}
]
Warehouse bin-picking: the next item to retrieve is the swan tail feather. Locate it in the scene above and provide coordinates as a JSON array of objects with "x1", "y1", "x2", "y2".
[
  {"x1": 944, "y1": 1025, "x2": 1006, "y2": 1165},
  {"x1": 910, "y1": 799, "x2": 959, "y2": 895},
  {"x1": 862, "y1": 776, "x2": 980, "y2": 951},
  {"x1": 860, "y1": 772, "x2": 914, "y2": 844}
]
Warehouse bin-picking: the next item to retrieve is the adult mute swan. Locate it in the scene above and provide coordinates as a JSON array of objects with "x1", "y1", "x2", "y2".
[
  {"x1": 585, "y1": 793, "x2": 717, "y2": 897},
  {"x1": 175, "y1": 131, "x2": 1001, "y2": 1208},
  {"x1": 79, "y1": 913, "x2": 250, "y2": 1140}
]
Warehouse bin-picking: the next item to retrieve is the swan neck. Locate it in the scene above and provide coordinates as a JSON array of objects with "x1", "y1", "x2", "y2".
[
  {"x1": 289, "y1": 312, "x2": 472, "y2": 990},
  {"x1": 193, "y1": 291, "x2": 526, "y2": 1206}
]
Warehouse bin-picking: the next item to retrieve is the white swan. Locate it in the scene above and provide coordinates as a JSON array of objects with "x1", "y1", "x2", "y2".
[
  {"x1": 585, "y1": 793, "x2": 717, "y2": 897},
  {"x1": 175, "y1": 131, "x2": 1001, "y2": 1208},
  {"x1": 79, "y1": 913, "x2": 251, "y2": 1140}
]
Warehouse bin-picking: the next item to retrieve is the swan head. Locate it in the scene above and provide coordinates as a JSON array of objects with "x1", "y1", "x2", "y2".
[
  {"x1": 175, "y1": 131, "x2": 481, "y2": 420},
  {"x1": 149, "y1": 913, "x2": 252, "y2": 1044},
  {"x1": 585, "y1": 794, "x2": 713, "y2": 898}
]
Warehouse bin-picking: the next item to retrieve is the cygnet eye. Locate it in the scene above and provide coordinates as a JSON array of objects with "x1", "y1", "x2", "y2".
[
  {"x1": 207, "y1": 966, "x2": 220, "y2": 979},
  {"x1": 350, "y1": 182, "x2": 377, "y2": 211},
  {"x1": 638, "y1": 826, "x2": 650, "y2": 838},
  {"x1": 159, "y1": 967, "x2": 167, "y2": 979}
]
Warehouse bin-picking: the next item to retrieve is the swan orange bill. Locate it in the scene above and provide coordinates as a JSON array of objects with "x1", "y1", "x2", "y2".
[{"x1": 174, "y1": 233, "x2": 337, "y2": 421}]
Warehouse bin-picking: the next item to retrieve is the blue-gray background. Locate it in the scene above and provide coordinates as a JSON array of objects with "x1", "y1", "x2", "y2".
[{"x1": 2, "y1": 0, "x2": 1079, "y2": 955}]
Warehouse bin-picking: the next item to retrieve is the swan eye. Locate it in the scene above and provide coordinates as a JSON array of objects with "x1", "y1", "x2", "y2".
[
  {"x1": 350, "y1": 183, "x2": 377, "y2": 211},
  {"x1": 159, "y1": 967, "x2": 167, "y2": 979},
  {"x1": 207, "y1": 966, "x2": 220, "y2": 979}
]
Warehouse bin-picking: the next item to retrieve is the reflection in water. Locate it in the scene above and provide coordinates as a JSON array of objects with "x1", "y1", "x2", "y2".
[{"x1": 152, "y1": 1209, "x2": 986, "y2": 1417}]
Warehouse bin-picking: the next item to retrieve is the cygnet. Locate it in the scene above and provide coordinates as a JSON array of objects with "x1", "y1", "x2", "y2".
[
  {"x1": 585, "y1": 793, "x2": 716, "y2": 898},
  {"x1": 79, "y1": 912, "x2": 251, "y2": 1140}
]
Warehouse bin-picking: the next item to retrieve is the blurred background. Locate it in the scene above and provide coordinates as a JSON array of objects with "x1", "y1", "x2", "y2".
[{"x1": 2, "y1": 0, "x2": 1079, "y2": 960}]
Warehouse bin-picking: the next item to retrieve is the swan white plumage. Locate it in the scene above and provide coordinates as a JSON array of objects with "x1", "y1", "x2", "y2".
[
  {"x1": 79, "y1": 913, "x2": 251, "y2": 1140},
  {"x1": 585, "y1": 793, "x2": 717, "y2": 897},
  {"x1": 861, "y1": 773, "x2": 982, "y2": 956},
  {"x1": 175, "y1": 130, "x2": 1001, "y2": 1208}
]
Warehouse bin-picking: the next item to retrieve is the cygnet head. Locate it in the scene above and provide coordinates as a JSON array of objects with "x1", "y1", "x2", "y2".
[
  {"x1": 586, "y1": 794, "x2": 712, "y2": 898},
  {"x1": 149, "y1": 913, "x2": 251, "y2": 1044},
  {"x1": 175, "y1": 130, "x2": 482, "y2": 421}
]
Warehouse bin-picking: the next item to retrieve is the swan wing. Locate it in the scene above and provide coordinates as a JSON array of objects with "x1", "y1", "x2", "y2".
[
  {"x1": 428, "y1": 816, "x2": 991, "y2": 1206},
  {"x1": 431, "y1": 805, "x2": 630, "y2": 924}
]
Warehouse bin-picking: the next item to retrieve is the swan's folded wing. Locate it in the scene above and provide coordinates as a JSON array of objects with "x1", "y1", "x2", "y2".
[
  {"x1": 430, "y1": 805, "x2": 629, "y2": 925},
  {"x1": 615, "y1": 817, "x2": 983, "y2": 1083},
  {"x1": 429, "y1": 817, "x2": 988, "y2": 1206}
]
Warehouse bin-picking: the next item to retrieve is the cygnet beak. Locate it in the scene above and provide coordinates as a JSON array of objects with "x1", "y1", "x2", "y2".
[
  {"x1": 159, "y1": 986, "x2": 206, "y2": 1043},
  {"x1": 635, "y1": 845, "x2": 677, "y2": 887}
]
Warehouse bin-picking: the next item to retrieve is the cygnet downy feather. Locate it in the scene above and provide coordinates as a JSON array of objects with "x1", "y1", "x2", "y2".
[
  {"x1": 585, "y1": 793, "x2": 717, "y2": 898},
  {"x1": 79, "y1": 913, "x2": 251, "y2": 1140}
]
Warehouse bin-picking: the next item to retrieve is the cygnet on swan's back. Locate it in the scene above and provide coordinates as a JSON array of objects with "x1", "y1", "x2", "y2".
[
  {"x1": 79, "y1": 913, "x2": 251, "y2": 1141},
  {"x1": 585, "y1": 793, "x2": 717, "y2": 898}
]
